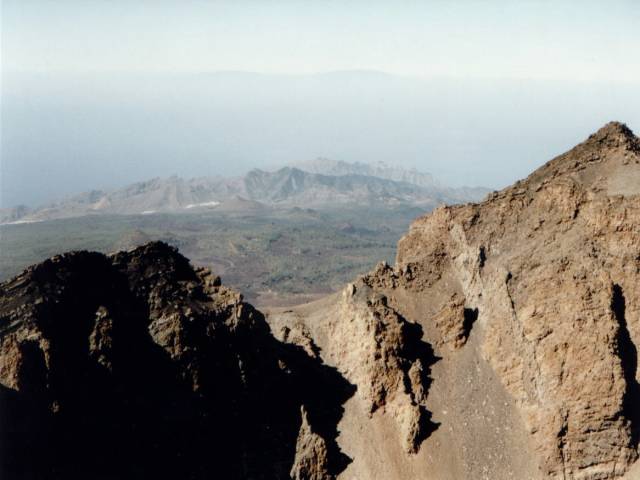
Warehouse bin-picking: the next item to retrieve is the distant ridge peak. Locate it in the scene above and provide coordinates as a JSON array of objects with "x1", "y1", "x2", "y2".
[
  {"x1": 588, "y1": 121, "x2": 637, "y2": 147},
  {"x1": 580, "y1": 122, "x2": 640, "y2": 156},
  {"x1": 292, "y1": 158, "x2": 442, "y2": 189},
  {"x1": 513, "y1": 120, "x2": 640, "y2": 194}
]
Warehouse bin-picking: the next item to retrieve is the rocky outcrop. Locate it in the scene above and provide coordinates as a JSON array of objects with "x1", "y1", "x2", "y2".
[
  {"x1": 270, "y1": 280, "x2": 439, "y2": 456},
  {"x1": 0, "y1": 242, "x2": 355, "y2": 480},
  {"x1": 267, "y1": 122, "x2": 640, "y2": 480},
  {"x1": 390, "y1": 122, "x2": 640, "y2": 479},
  {"x1": 290, "y1": 406, "x2": 331, "y2": 480},
  {"x1": 325, "y1": 282, "x2": 437, "y2": 454}
]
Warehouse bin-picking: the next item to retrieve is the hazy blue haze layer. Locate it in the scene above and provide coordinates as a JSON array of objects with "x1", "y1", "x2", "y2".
[{"x1": 2, "y1": 72, "x2": 639, "y2": 207}]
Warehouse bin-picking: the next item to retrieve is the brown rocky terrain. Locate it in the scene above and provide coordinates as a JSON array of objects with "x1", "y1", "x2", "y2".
[
  {"x1": 1, "y1": 122, "x2": 640, "y2": 479},
  {"x1": 269, "y1": 122, "x2": 640, "y2": 480}
]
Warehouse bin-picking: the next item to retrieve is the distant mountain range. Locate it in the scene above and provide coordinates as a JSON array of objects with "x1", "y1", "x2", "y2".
[
  {"x1": 293, "y1": 158, "x2": 440, "y2": 188},
  {"x1": 0, "y1": 160, "x2": 489, "y2": 224}
]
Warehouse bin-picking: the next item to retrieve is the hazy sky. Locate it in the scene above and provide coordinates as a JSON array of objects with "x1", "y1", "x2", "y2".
[
  {"x1": 4, "y1": 1, "x2": 640, "y2": 81},
  {"x1": 2, "y1": 1, "x2": 640, "y2": 207}
]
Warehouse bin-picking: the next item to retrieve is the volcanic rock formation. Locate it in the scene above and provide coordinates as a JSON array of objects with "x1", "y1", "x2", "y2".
[
  {"x1": 0, "y1": 242, "x2": 355, "y2": 479},
  {"x1": 2, "y1": 122, "x2": 640, "y2": 480},
  {"x1": 269, "y1": 122, "x2": 640, "y2": 480},
  {"x1": 389, "y1": 121, "x2": 640, "y2": 479}
]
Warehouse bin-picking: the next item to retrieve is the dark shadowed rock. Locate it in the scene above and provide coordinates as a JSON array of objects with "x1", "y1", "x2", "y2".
[{"x1": 0, "y1": 242, "x2": 355, "y2": 480}]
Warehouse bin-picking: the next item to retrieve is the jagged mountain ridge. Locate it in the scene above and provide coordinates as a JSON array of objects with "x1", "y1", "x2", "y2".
[
  {"x1": 292, "y1": 158, "x2": 488, "y2": 201},
  {"x1": 0, "y1": 163, "x2": 488, "y2": 224},
  {"x1": 2, "y1": 122, "x2": 640, "y2": 479},
  {"x1": 293, "y1": 158, "x2": 440, "y2": 188},
  {"x1": 244, "y1": 167, "x2": 450, "y2": 206}
]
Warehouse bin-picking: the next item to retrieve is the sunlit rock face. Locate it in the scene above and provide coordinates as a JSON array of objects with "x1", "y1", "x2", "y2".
[{"x1": 391, "y1": 122, "x2": 640, "y2": 479}]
